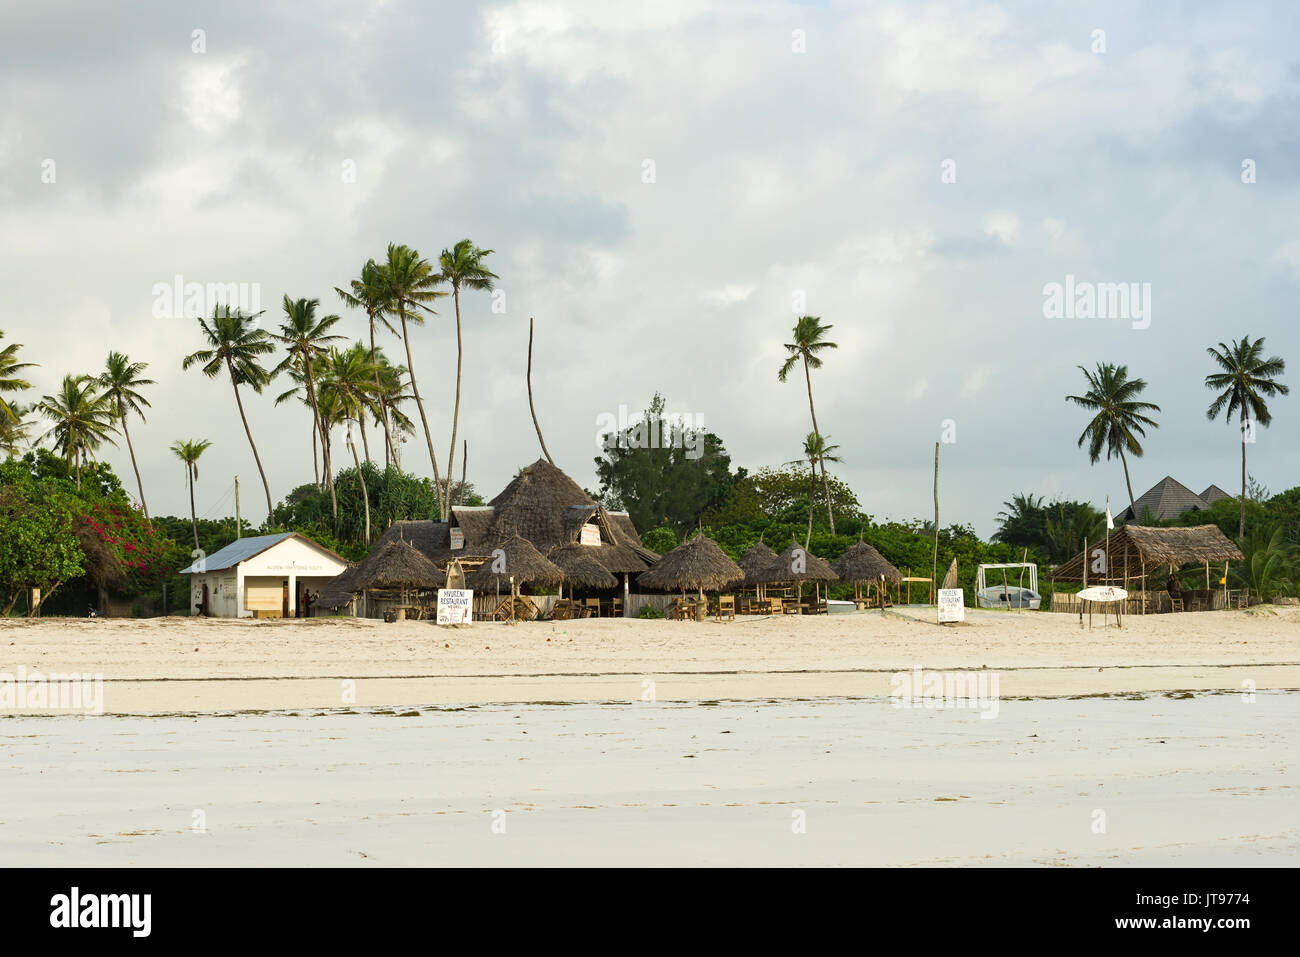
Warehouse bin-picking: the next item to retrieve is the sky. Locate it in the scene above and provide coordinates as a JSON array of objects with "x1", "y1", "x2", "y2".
[{"x1": 2, "y1": 0, "x2": 1298, "y2": 538}]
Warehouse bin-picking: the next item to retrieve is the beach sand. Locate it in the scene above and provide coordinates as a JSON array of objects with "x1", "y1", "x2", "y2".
[{"x1": 2, "y1": 605, "x2": 1297, "y2": 713}]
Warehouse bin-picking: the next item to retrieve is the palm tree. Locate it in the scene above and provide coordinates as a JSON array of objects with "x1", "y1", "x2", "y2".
[
  {"x1": 380, "y1": 244, "x2": 447, "y2": 515},
  {"x1": 319, "y1": 343, "x2": 380, "y2": 543},
  {"x1": 171, "y1": 439, "x2": 213, "y2": 549},
  {"x1": 37, "y1": 374, "x2": 117, "y2": 488},
  {"x1": 0, "y1": 331, "x2": 36, "y2": 448},
  {"x1": 181, "y1": 306, "x2": 277, "y2": 527},
  {"x1": 778, "y1": 316, "x2": 839, "y2": 533},
  {"x1": 438, "y1": 239, "x2": 497, "y2": 518},
  {"x1": 1065, "y1": 363, "x2": 1160, "y2": 516},
  {"x1": 274, "y1": 296, "x2": 343, "y2": 517},
  {"x1": 335, "y1": 260, "x2": 398, "y2": 462},
  {"x1": 787, "y1": 432, "x2": 842, "y2": 547},
  {"x1": 96, "y1": 352, "x2": 156, "y2": 521},
  {"x1": 367, "y1": 350, "x2": 414, "y2": 469},
  {"x1": 0, "y1": 401, "x2": 36, "y2": 455},
  {"x1": 1205, "y1": 336, "x2": 1289, "y2": 539}
]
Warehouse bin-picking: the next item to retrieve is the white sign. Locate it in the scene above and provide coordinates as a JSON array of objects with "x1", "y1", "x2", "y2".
[
  {"x1": 1078, "y1": 585, "x2": 1127, "y2": 603},
  {"x1": 437, "y1": 588, "x2": 473, "y2": 624},
  {"x1": 937, "y1": 588, "x2": 965, "y2": 623},
  {"x1": 580, "y1": 523, "x2": 601, "y2": 546},
  {"x1": 449, "y1": 528, "x2": 464, "y2": 550}
]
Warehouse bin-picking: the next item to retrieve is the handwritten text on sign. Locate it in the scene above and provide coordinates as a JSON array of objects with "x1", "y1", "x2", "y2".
[
  {"x1": 437, "y1": 588, "x2": 473, "y2": 625},
  {"x1": 937, "y1": 588, "x2": 965, "y2": 623}
]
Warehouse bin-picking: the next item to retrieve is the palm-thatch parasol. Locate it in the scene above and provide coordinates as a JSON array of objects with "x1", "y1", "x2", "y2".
[
  {"x1": 318, "y1": 564, "x2": 362, "y2": 610},
  {"x1": 548, "y1": 542, "x2": 618, "y2": 592},
  {"x1": 638, "y1": 531, "x2": 743, "y2": 601},
  {"x1": 832, "y1": 533, "x2": 901, "y2": 603},
  {"x1": 763, "y1": 535, "x2": 839, "y2": 612},
  {"x1": 355, "y1": 538, "x2": 443, "y2": 590},
  {"x1": 467, "y1": 533, "x2": 565, "y2": 591}
]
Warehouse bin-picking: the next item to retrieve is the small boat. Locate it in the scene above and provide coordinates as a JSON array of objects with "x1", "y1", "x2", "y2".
[
  {"x1": 827, "y1": 599, "x2": 856, "y2": 614},
  {"x1": 975, "y1": 585, "x2": 1041, "y2": 610}
]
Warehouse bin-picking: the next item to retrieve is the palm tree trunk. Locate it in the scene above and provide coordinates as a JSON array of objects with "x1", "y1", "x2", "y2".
[
  {"x1": 444, "y1": 285, "x2": 464, "y2": 520},
  {"x1": 399, "y1": 307, "x2": 445, "y2": 519},
  {"x1": 805, "y1": 460, "x2": 815, "y2": 548},
  {"x1": 227, "y1": 360, "x2": 274, "y2": 527},
  {"x1": 1118, "y1": 447, "x2": 1136, "y2": 517},
  {"x1": 188, "y1": 466, "x2": 199, "y2": 550},
  {"x1": 359, "y1": 415, "x2": 371, "y2": 464},
  {"x1": 801, "y1": 355, "x2": 835, "y2": 534},
  {"x1": 119, "y1": 413, "x2": 149, "y2": 522},
  {"x1": 348, "y1": 421, "x2": 370, "y2": 544},
  {"x1": 527, "y1": 317, "x2": 556, "y2": 465},
  {"x1": 368, "y1": 314, "x2": 395, "y2": 468},
  {"x1": 304, "y1": 367, "x2": 336, "y2": 518},
  {"x1": 311, "y1": 416, "x2": 320, "y2": 487},
  {"x1": 1239, "y1": 408, "x2": 1248, "y2": 540}
]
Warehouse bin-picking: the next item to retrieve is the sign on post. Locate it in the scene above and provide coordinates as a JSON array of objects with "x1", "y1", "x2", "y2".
[
  {"x1": 937, "y1": 588, "x2": 965, "y2": 623},
  {"x1": 437, "y1": 588, "x2": 473, "y2": 625}
]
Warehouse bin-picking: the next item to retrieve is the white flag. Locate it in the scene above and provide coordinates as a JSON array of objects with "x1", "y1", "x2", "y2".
[{"x1": 1105, "y1": 498, "x2": 1114, "y2": 530}]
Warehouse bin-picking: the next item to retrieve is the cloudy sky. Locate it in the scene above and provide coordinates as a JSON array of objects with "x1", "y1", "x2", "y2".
[{"x1": 2, "y1": 0, "x2": 1297, "y2": 536}]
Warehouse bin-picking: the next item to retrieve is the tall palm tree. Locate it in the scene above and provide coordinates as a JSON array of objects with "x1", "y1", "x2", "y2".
[
  {"x1": 274, "y1": 296, "x2": 343, "y2": 516},
  {"x1": 37, "y1": 374, "x2": 117, "y2": 488},
  {"x1": 96, "y1": 352, "x2": 155, "y2": 521},
  {"x1": 778, "y1": 316, "x2": 839, "y2": 533},
  {"x1": 0, "y1": 331, "x2": 36, "y2": 448},
  {"x1": 182, "y1": 306, "x2": 277, "y2": 527},
  {"x1": 0, "y1": 401, "x2": 36, "y2": 455},
  {"x1": 366, "y1": 349, "x2": 414, "y2": 469},
  {"x1": 336, "y1": 260, "x2": 398, "y2": 463},
  {"x1": 1066, "y1": 363, "x2": 1161, "y2": 516},
  {"x1": 171, "y1": 439, "x2": 213, "y2": 549},
  {"x1": 380, "y1": 244, "x2": 447, "y2": 515},
  {"x1": 1205, "y1": 336, "x2": 1289, "y2": 538},
  {"x1": 787, "y1": 432, "x2": 842, "y2": 546},
  {"x1": 319, "y1": 343, "x2": 381, "y2": 543},
  {"x1": 438, "y1": 239, "x2": 497, "y2": 518}
]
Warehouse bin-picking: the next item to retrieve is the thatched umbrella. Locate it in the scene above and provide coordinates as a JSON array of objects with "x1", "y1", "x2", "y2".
[
  {"x1": 548, "y1": 542, "x2": 618, "y2": 593},
  {"x1": 638, "y1": 531, "x2": 743, "y2": 606},
  {"x1": 766, "y1": 535, "x2": 839, "y2": 612},
  {"x1": 318, "y1": 564, "x2": 361, "y2": 611},
  {"x1": 468, "y1": 533, "x2": 565, "y2": 591},
  {"x1": 832, "y1": 533, "x2": 901, "y2": 604},
  {"x1": 735, "y1": 535, "x2": 780, "y2": 597},
  {"x1": 355, "y1": 538, "x2": 443, "y2": 591}
]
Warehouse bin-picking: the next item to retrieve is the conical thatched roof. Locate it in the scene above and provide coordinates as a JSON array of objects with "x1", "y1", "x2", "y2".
[
  {"x1": 735, "y1": 537, "x2": 780, "y2": 586},
  {"x1": 318, "y1": 564, "x2": 362, "y2": 609},
  {"x1": 1049, "y1": 524, "x2": 1243, "y2": 582},
  {"x1": 548, "y1": 543, "x2": 618, "y2": 589},
  {"x1": 467, "y1": 533, "x2": 565, "y2": 589},
  {"x1": 764, "y1": 536, "x2": 839, "y2": 583},
  {"x1": 639, "y1": 531, "x2": 743, "y2": 592},
  {"x1": 832, "y1": 536, "x2": 901, "y2": 583},
  {"x1": 354, "y1": 538, "x2": 443, "y2": 590},
  {"x1": 487, "y1": 458, "x2": 595, "y2": 546}
]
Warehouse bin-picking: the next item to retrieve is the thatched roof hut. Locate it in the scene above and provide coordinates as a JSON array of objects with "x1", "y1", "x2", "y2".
[
  {"x1": 734, "y1": 536, "x2": 780, "y2": 587},
  {"x1": 548, "y1": 543, "x2": 618, "y2": 589},
  {"x1": 318, "y1": 564, "x2": 361, "y2": 609},
  {"x1": 467, "y1": 534, "x2": 564, "y2": 590},
  {"x1": 763, "y1": 536, "x2": 839, "y2": 584},
  {"x1": 832, "y1": 536, "x2": 902, "y2": 584},
  {"x1": 354, "y1": 538, "x2": 443, "y2": 590},
  {"x1": 639, "y1": 531, "x2": 743, "y2": 595},
  {"x1": 1049, "y1": 524, "x2": 1243, "y2": 582}
]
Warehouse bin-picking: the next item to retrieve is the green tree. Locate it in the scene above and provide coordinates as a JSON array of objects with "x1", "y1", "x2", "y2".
[
  {"x1": 788, "y1": 432, "x2": 842, "y2": 546},
  {"x1": 37, "y1": 374, "x2": 117, "y2": 489},
  {"x1": 437, "y1": 239, "x2": 497, "y2": 519},
  {"x1": 0, "y1": 331, "x2": 36, "y2": 452},
  {"x1": 1066, "y1": 362, "x2": 1160, "y2": 516},
  {"x1": 171, "y1": 439, "x2": 213, "y2": 549},
  {"x1": 1205, "y1": 336, "x2": 1289, "y2": 539},
  {"x1": 273, "y1": 296, "x2": 343, "y2": 516},
  {"x1": 0, "y1": 466, "x2": 83, "y2": 615},
  {"x1": 182, "y1": 306, "x2": 277, "y2": 527},
  {"x1": 335, "y1": 260, "x2": 399, "y2": 463},
  {"x1": 380, "y1": 243, "x2": 447, "y2": 516},
  {"x1": 319, "y1": 344, "x2": 381, "y2": 543},
  {"x1": 96, "y1": 351, "x2": 155, "y2": 522},
  {"x1": 778, "y1": 316, "x2": 839, "y2": 533}
]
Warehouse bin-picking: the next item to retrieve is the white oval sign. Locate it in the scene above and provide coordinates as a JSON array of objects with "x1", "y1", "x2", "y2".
[{"x1": 1078, "y1": 585, "x2": 1128, "y2": 603}]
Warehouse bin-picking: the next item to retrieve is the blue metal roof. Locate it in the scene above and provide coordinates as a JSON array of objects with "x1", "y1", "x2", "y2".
[{"x1": 179, "y1": 532, "x2": 293, "y2": 574}]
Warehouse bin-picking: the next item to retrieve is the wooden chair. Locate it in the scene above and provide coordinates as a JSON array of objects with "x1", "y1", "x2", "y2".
[
  {"x1": 766, "y1": 597, "x2": 782, "y2": 616},
  {"x1": 611, "y1": 597, "x2": 622, "y2": 617},
  {"x1": 552, "y1": 599, "x2": 573, "y2": 621},
  {"x1": 715, "y1": 595, "x2": 735, "y2": 622},
  {"x1": 584, "y1": 598, "x2": 601, "y2": 619},
  {"x1": 1170, "y1": 596, "x2": 1185, "y2": 613}
]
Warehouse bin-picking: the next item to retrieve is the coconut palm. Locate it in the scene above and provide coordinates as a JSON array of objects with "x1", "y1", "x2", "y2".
[
  {"x1": 379, "y1": 244, "x2": 447, "y2": 515},
  {"x1": 787, "y1": 432, "x2": 842, "y2": 547},
  {"x1": 273, "y1": 296, "x2": 343, "y2": 516},
  {"x1": 0, "y1": 401, "x2": 36, "y2": 455},
  {"x1": 1066, "y1": 363, "x2": 1160, "y2": 516},
  {"x1": 0, "y1": 331, "x2": 36, "y2": 451},
  {"x1": 335, "y1": 260, "x2": 398, "y2": 462},
  {"x1": 367, "y1": 350, "x2": 414, "y2": 468},
  {"x1": 181, "y1": 306, "x2": 277, "y2": 527},
  {"x1": 438, "y1": 239, "x2": 497, "y2": 518},
  {"x1": 37, "y1": 374, "x2": 117, "y2": 488},
  {"x1": 778, "y1": 316, "x2": 839, "y2": 533},
  {"x1": 171, "y1": 439, "x2": 213, "y2": 549},
  {"x1": 96, "y1": 352, "x2": 156, "y2": 521},
  {"x1": 1205, "y1": 336, "x2": 1289, "y2": 539},
  {"x1": 319, "y1": 343, "x2": 381, "y2": 543}
]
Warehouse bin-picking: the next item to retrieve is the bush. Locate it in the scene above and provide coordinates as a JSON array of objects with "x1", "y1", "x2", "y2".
[{"x1": 636, "y1": 604, "x2": 665, "y2": 619}]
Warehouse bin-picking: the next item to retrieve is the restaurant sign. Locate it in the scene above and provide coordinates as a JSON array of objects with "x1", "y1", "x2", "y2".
[
  {"x1": 450, "y1": 528, "x2": 464, "y2": 550},
  {"x1": 580, "y1": 523, "x2": 601, "y2": 546},
  {"x1": 436, "y1": 588, "x2": 473, "y2": 625},
  {"x1": 937, "y1": 588, "x2": 965, "y2": 623}
]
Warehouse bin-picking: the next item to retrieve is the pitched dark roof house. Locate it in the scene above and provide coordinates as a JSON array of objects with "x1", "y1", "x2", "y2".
[{"x1": 1118, "y1": 476, "x2": 1227, "y2": 522}]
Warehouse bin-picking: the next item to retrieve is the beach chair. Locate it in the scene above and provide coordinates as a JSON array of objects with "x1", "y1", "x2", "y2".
[
  {"x1": 552, "y1": 599, "x2": 573, "y2": 621},
  {"x1": 766, "y1": 596, "x2": 782, "y2": 616},
  {"x1": 611, "y1": 597, "x2": 623, "y2": 617},
  {"x1": 584, "y1": 598, "x2": 601, "y2": 619},
  {"x1": 715, "y1": 595, "x2": 735, "y2": 622},
  {"x1": 1170, "y1": 596, "x2": 1185, "y2": 613}
]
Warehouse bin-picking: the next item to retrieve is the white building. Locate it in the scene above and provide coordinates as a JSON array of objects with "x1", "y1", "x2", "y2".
[{"x1": 179, "y1": 532, "x2": 348, "y2": 618}]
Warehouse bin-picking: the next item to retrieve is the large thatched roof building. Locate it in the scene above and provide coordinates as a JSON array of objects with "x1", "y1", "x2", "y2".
[{"x1": 1049, "y1": 524, "x2": 1244, "y2": 582}]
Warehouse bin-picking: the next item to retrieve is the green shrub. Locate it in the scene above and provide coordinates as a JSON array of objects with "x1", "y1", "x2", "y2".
[{"x1": 636, "y1": 604, "x2": 665, "y2": 619}]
